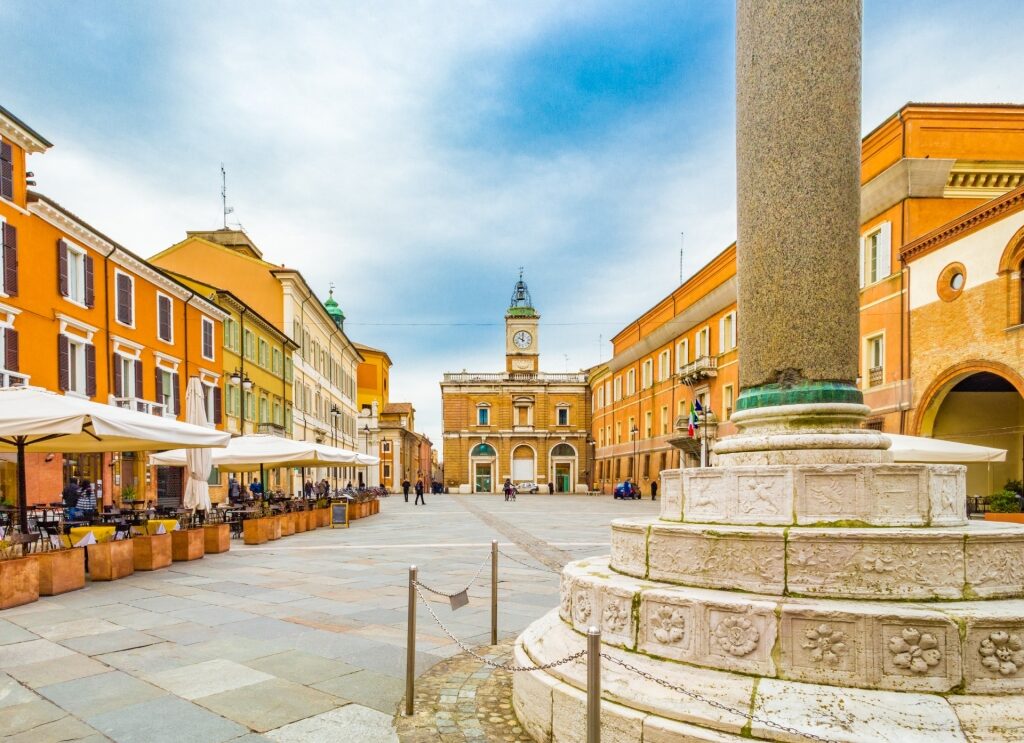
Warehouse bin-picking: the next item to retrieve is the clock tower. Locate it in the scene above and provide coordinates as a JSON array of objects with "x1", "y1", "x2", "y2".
[{"x1": 505, "y1": 270, "x2": 540, "y2": 373}]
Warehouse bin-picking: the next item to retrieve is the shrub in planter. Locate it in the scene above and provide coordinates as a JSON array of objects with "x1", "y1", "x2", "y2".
[{"x1": 988, "y1": 490, "x2": 1022, "y2": 513}]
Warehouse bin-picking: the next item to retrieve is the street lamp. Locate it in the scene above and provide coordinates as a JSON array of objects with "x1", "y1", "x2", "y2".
[
  {"x1": 329, "y1": 404, "x2": 340, "y2": 489},
  {"x1": 630, "y1": 425, "x2": 640, "y2": 493},
  {"x1": 362, "y1": 423, "x2": 370, "y2": 489}
]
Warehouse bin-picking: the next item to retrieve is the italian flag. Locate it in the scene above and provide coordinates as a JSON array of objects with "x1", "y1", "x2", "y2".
[{"x1": 688, "y1": 403, "x2": 699, "y2": 437}]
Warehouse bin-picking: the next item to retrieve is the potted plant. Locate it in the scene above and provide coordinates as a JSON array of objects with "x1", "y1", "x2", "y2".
[
  {"x1": 0, "y1": 536, "x2": 40, "y2": 608},
  {"x1": 121, "y1": 485, "x2": 138, "y2": 505},
  {"x1": 984, "y1": 489, "x2": 1024, "y2": 524}
]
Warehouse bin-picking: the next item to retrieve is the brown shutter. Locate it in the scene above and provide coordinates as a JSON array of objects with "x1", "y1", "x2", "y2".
[
  {"x1": 57, "y1": 335, "x2": 69, "y2": 391},
  {"x1": 134, "y1": 359, "x2": 144, "y2": 402},
  {"x1": 85, "y1": 345, "x2": 96, "y2": 397},
  {"x1": 0, "y1": 142, "x2": 12, "y2": 200},
  {"x1": 213, "y1": 385, "x2": 222, "y2": 424},
  {"x1": 172, "y1": 372, "x2": 181, "y2": 415},
  {"x1": 57, "y1": 240, "x2": 69, "y2": 297},
  {"x1": 158, "y1": 296, "x2": 171, "y2": 340},
  {"x1": 5, "y1": 328, "x2": 18, "y2": 372},
  {"x1": 112, "y1": 353, "x2": 122, "y2": 397},
  {"x1": 2, "y1": 223, "x2": 16, "y2": 296},
  {"x1": 84, "y1": 255, "x2": 95, "y2": 307},
  {"x1": 155, "y1": 368, "x2": 163, "y2": 405},
  {"x1": 116, "y1": 274, "x2": 132, "y2": 324}
]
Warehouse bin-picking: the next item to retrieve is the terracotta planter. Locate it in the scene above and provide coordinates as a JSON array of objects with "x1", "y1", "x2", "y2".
[
  {"x1": 281, "y1": 513, "x2": 296, "y2": 536},
  {"x1": 87, "y1": 540, "x2": 135, "y2": 581},
  {"x1": 296, "y1": 511, "x2": 309, "y2": 532},
  {"x1": 203, "y1": 524, "x2": 231, "y2": 553},
  {"x1": 984, "y1": 513, "x2": 1024, "y2": 524},
  {"x1": 272, "y1": 515, "x2": 283, "y2": 539},
  {"x1": 244, "y1": 518, "x2": 269, "y2": 545},
  {"x1": 320, "y1": 507, "x2": 331, "y2": 526},
  {"x1": 171, "y1": 529, "x2": 205, "y2": 561},
  {"x1": 308, "y1": 510, "x2": 319, "y2": 529},
  {"x1": 371, "y1": 499, "x2": 379, "y2": 515},
  {"x1": 133, "y1": 534, "x2": 172, "y2": 571},
  {"x1": 0, "y1": 554, "x2": 40, "y2": 609},
  {"x1": 38, "y1": 548, "x2": 86, "y2": 596}
]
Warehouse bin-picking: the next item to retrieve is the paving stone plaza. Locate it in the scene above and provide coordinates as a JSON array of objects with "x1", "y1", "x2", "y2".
[{"x1": 0, "y1": 495, "x2": 656, "y2": 741}]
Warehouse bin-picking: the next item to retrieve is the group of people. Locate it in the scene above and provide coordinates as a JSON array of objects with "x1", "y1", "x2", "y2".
[
  {"x1": 227, "y1": 475, "x2": 271, "y2": 504},
  {"x1": 401, "y1": 478, "x2": 427, "y2": 504},
  {"x1": 302, "y1": 479, "x2": 336, "y2": 499},
  {"x1": 61, "y1": 476, "x2": 98, "y2": 518}
]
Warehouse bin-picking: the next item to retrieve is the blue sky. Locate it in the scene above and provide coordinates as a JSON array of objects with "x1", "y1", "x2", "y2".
[{"x1": 1, "y1": 1, "x2": 1022, "y2": 447}]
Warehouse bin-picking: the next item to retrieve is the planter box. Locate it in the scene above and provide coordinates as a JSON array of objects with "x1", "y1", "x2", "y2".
[
  {"x1": 172, "y1": 529, "x2": 205, "y2": 561},
  {"x1": 371, "y1": 499, "x2": 379, "y2": 515},
  {"x1": 38, "y1": 548, "x2": 86, "y2": 596},
  {"x1": 295, "y1": 511, "x2": 309, "y2": 532},
  {"x1": 243, "y1": 518, "x2": 269, "y2": 545},
  {"x1": 268, "y1": 516, "x2": 282, "y2": 540},
  {"x1": 0, "y1": 554, "x2": 40, "y2": 609},
  {"x1": 204, "y1": 524, "x2": 231, "y2": 553},
  {"x1": 88, "y1": 540, "x2": 134, "y2": 581},
  {"x1": 320, "y1": 507, "x2": 331, "y2": 526},
  {"x1": 133, "y1": 534, "x2": 172, "y2": 571},
  {"x1": 984, "y1": 513, "x2": 1024, "y2": 524},
  {"x1": 281, "y1": 513, "x2": 296, "y2": 536}
]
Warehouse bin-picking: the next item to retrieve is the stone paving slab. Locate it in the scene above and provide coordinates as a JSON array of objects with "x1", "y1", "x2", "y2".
[
  {"x1": 313, "y1": 668, "x2": 407, "y2": 714},
  {"x1": 37, "y1": 669, "x2": 167, "y2": 717},
  {"x1": 143, "y1": 658, "x2": 274, "y2": 699},
  {"x1": 86, "y1": 694, "x2": 249, "y2": 743},
  {"x1": 268, "y1": 704, "x2": 398, "y2": 742},
  {"x1": 195, "y1": 677, "x2": 344, "y2": 732},
  {"x1": 244, "y1": 650, "x2": 359, "y2": 685}
]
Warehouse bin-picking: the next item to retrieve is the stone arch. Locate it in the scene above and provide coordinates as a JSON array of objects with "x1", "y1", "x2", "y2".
[
  {"x1": 997, "y1": 222, "x2": 1024, "y2": 275},
  {"x1": 551, "y1": 442, "x2": 577, "y2": 457},
  {"x1": 510, "y1": 444, "x2": 537, "y2": 483},
  {"x1": 471, "y1": 443, "x2": 496, "y2": 457},
  {"x1": 913, "y1": 359, "x2": 1024, "y2": 437}
]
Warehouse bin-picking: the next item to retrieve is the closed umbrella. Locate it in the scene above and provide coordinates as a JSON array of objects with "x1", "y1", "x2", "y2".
[
  {"x1": 0, "y1": 386, "x2": 229, "y2": 532},
  {"x1": 883, "y1": 433, "x2": 1006, "y2": 463},
  {"x1": 183, "y1": 377, "x2": 213, "y2": 513}
]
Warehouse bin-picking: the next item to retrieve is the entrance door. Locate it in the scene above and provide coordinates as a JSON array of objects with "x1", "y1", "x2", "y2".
[
  {"x1": 475, "y1": 463, "x2": 493, "y2": 493},
  {"x1": 555, "y1": 463, "x2": 571, "y2": 493}
]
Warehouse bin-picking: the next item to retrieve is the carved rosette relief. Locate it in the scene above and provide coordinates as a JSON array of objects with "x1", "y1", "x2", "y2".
[
  {"x1": 602, "y1": 597, "x2": 630, "y2": 635},
  {"x1": 712, "y1": 615, "x2": 760, "y2": 657},
  {"x1": 649, "y1": 604, "x2": 686, "y2": 646},
  {"x1": 572, "y1": 590, "x2": 592, "y2": 626},
  {"x1": 978, "y1": 631, "x2": 1024, "y2": 677},
  {"x1": 887, "y1": 628, "x2": 943, "y2": 675},
  {"x1": 801, "y1": 623, "x2": 850, "y2": 668}
]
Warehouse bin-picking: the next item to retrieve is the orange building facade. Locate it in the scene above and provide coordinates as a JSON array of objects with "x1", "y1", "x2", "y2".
[
  {"x1": 0, "y1": 105, "x2": 226, "y2": 507},
  {"x1": 594, "y1": 103, "x2": 1024, "y2": 495}
]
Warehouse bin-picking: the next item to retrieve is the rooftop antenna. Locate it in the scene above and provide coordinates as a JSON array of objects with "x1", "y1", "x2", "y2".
[
  {"x1": 220, "y1": 163, "x2": 235, "y2": 229},
  {"x1": 679, "y1": 231, "x2": 685, "y2": 285}
]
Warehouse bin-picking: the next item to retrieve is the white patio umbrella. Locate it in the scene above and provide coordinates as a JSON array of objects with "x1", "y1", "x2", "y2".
[
  {"x1": 883, "y1": 433, "x2": 1006, "y2": 463},
  {"x1": 0, "y1": 386, "x2": 230, "y2": 531},
  {"x1": 183, "y1": 377, "x2": 213, "y2": 513},
  {"x1": 150, "y1": 434, "x2": 362, "y2": 470}
]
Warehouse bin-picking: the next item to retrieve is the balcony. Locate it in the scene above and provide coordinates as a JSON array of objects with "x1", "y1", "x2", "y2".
[
  {"x1": 677, "y1": 356, "x2": 718, "y2": 383},
  {"x1": 258, "y1": 422, "x2": 288, "y2": 437},
  {"x1": 442, "y1": 371, "x2": 588, "y2": 384},
  {"x1": 868, "y1": 366, "x2": 884, "y2": 387},
  {"x1": 113, "y1": 397, "x2": 166, "y2": 416},
  {"x1": 0, "y1": 370, "x2": 29, "y2": 388}
]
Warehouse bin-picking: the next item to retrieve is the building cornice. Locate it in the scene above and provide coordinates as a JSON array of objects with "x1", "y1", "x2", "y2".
[
  {"x1": 901, "y1": 184, "x2": 1024, "y2": 262},
  {"x1": 0, "y1": 105, "x2": 52, "y2": 153}
]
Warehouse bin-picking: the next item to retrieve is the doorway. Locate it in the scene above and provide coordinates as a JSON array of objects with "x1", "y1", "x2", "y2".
[
  {"x1": 555, "y1": 463, "x2": 571, "y2": 493},
  {"x1": 475, "y1": 463, "x2": 493, "y2": 493}
]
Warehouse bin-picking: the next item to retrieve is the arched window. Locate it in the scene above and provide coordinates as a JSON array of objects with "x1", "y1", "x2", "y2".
[
  {"x1": 1019, "y1": 260, "x2": 1024, "y2": 324},
  {"x1": 471, "y1": 443, "x2": 496, "y2": 457},
  {"x1": 551, "y1": 443, "x2": 575, "y2": 457}
]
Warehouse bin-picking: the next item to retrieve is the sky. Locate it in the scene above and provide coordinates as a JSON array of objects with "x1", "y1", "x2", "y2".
[{"x1": 1, "y1": 0, "x2": 1022, "y2": 450}]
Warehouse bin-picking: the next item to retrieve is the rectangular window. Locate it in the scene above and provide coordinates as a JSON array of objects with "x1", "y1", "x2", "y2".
[
  {"x1": 157, "y1": 294, "x2": 173, "y2": 343},
  {"x1": 697, "y1": 327, "x2": 709, "y2": 357},
  {"x1": 66, "y1": 338, "x2": 86, "y2": 394},
  {"x1": 628, "y1": 417, "x2": 635, "y2": 439},
  {"x1": 626, "y1": 369, "x2": 635, "y2": 396},
  {"x1": 615, "y1": 422, "x2": 622, "y2": 444},
  {"x1": 724, "y1": 384, "x2": 734, "y2": 419},
  {"x1": 244, "y1": 390, "x2": 254, "y2": 420},
  {"x1": 244, "y1": 330, "x2": 255, "y2": 360},
  {"x1": 201, "y1": 317, "x2": 215, "y2": 360},
  {"x1": 383, "y1": 463, "x2": 392, "y2": 479},
  {"x1": 382, "y1": 441, "x2": 391, "y2": 453},
  {"x1": 720, "y1": 312, "x2": 736, "y2": 352},
  {"x1": 658, "y1": 351, "x2": 670, "y2": 381},
  {"x1": 860, "y1": 222, "x2": 892, "y2": 287},
  {"x1": 613, "y1": 377, "x2": 622, "y2": 401},
  {"x1": 119, "y1": 355, "x2": 136, "y2": 398},
  {"x1": 677, "y1": 339, "x2": 689, "y2": 370},
  {"x1": 0, "y1": 141, "x2": 12, "y2": 200},
  {"x1": 272, "y1": 348, "x2": 282, "y2": 374},
  {"x1": 223, "y1": 319, "x2": 235, "y2": 350},
  {"x1": 642, "y1": 360, "x2": 653, "y2": 389},
  {"x1": 258, "y1": 339, "x2": 269, "y2": 367},
  {"x1": 157, "y1": 369, "x2": 176, "y2": 412},
  {"x1": 274, "y1": 401, "x2": 282, "y2": 425},
  {"x1": 64, "y1": 244, "x2": 87, "y2": 304},
  {"x1": 115, "y1": 272, "x2": 134, "y2": 326},
  {"x1": 477, "y1": 407, "x2": 489, "y2": 426},
  {"x1": 866, "y1": 335, "x2": 884, "y2": 387},
  {"x1": 661, "y1": 405, "x2": 669, "y2": 435},
  {"x1": 1, "y1": 218, "x2": 17, "y2": 298},
  {"x1": 645, "y1": 411, "x2": 652, "y2": 438},
  {"x1": 259, "y1": 397, "x2": 269, "y2": 423},
  {"x1": 284, "y1": 357, "x2": 293, "y2": 383},
  {"x1": 557, "y1": 407, "x2": 569, "y2": 426}
]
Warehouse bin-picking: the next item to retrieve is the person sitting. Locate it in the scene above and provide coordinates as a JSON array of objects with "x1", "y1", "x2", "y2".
[
  {"x1": 248, "y1": 478, "x2": 264, "y2": 500},
  {"x1": 76, "y1": 478, "x2": 97, "y2": 515}
]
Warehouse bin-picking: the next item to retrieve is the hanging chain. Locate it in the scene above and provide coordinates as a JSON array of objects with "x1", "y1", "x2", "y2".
[
  {"x1": 498, "y1": 548, "x2": 561, "y2": 574},
  {"x1": 600, "y1": 653, "x2": 841, "y2": 743},
  {"x1": 415, "y1": 552, "x2": 491, "y2": 599}
]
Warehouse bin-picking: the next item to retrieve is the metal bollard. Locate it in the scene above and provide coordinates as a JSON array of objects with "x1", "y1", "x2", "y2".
[
  {"x1": 404, "y1": 565, "x2": 417, "y2": 716},
  {"x1": 587, "y1": 626, "x2": 601, "y2": 743},
  {"x1": 491, "y1": 540, "x2": 498, "y2": 645}
]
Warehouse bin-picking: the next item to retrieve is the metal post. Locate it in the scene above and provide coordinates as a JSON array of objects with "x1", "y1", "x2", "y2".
[
  {"x1": 490, "y1": 540, "x2": 498, "y2": 645},
  {"x1": 404, "y1": 565, "x2": 417, "y2": 716},
  {"x1": 587, "y1": 626, "x2": 601, "y2": 743}
]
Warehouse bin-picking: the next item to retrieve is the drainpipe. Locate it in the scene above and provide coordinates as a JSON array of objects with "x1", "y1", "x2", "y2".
[{"x1": 239, "y1": 306, "x2": 247, "y2": 430}]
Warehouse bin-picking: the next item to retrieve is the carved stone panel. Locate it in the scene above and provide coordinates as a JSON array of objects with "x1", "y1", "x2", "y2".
[
  {"x1": 609, "y1": 521, "x2": 648, "y2": 578},
  {"x1": 876, "y1": 619, "x2": 960, "y2": 692},
  {"x1": 704, "y1": 605, "x2": 777, "y2": 676},
  {"x1": 786, "y1": 531, "x2": 965, "y2": 600},
  {"x1": 964, "y1": 621, "x2": 1024, "y2": 694},
  {"x1": 682, "y1": 470, "x2": 732, "y2": 523},
  {"x1": 638, "y1": 593, "x2": 696, "y2": 663},
  {"x1": 927, "y1": 465, "x2": 967, "y2": 526},
  {"x1": 659, "y1": 469, "x2": 683, "y2": 521},
  {"x1": 558, "y1": 572, "x2": 573, "y2": 623},
  {"x1": 794, "y1": 466, "x2": 864, "y2": 524},
  {"x1": 868, "y1": 467, "x2": 928, "y2": 526},
  {"x1": 779, "y1": 608, "x2": 866, "y2": 687},
  {"x1": 965, "y1": 533, "x2": 1024, "y2": 599},
  {"x1": 570, "y1": 576, "x2": 597, "y2": 634},
  {"x1": 733, "y1": 469, "x2": 793, "y2": 525},
  {"x1": 648, "y1": 524, "x2": 786, "y2": 594},
  {"x1": 598, "y1": 586, "x2": 635, "y2": 648}
]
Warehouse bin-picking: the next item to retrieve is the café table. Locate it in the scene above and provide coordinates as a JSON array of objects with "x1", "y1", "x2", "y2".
[
  {"x1": 69, "y1": 524, "x2": 116, "y2": 545},
  {"x1": 145, "y1": 518, "x2": 180, "y2": 535}
]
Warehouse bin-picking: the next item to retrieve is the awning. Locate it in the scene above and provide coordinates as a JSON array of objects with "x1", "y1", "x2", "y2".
[
  {"x1": 150, "y1": 434, "x2": 366, "y2": 471},
  {"x1": 884, "y1": 433, "x2": 1007, "y2": 463}
]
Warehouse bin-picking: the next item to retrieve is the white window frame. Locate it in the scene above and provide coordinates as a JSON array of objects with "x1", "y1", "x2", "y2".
[
  {"x1": 157, "y1": 366, "x2": 177, "y2": 415},
  {"x1": 719, "y1": 311, "x2": 737, "y2": 353},
  {"x1": 65, "y1": 335, "x2": 88, "y2": 396},
  {"x1": 114, "y1": 270, "x2": 136, "y2": 329},
  {"x1": 118, "y1": 354, "x2": 136, "y2": 398},
  {"x1": 626, "y1": 369, "x2": 636, "y2": 396},
  {"x1": 658, "y1": 350, "x2": 670, "y2": 381},
  {"x1": 676, "y1": 339, "x2": 689, "y2": 370},
  {"x1": 64, "y1": 242, "x2": 87, "y2": 306},
  {"x1": 613, "y1": 377, "x2": 622, "y2": 401},
  {"x1": 660, "y1": 405, "x2": 669, "y2": 435},
  {"x1": 864, "y1": 333, "x2": 885, "y2": 388},
  {"x1": 697, "y1": 326, "x2": 710, "y2": 357},
  {"x1": 477, "y1": 405, "x2": 490, "y2": 426},
  {"x1": 644, "y1": 410, "x2": 652, "y2": 437},
  {"x1": 641, "y1": 359, "x2": 653, "y2": 389},
  {"x1": 860, "y1": 221, "x2": 892, "y2": 287},
  {"x1": 724, "y1": 384, "x2": 734, "y2": 419},
  {"x1": 556, "y1": 405, "x2": 569, "y2": 426},
  {"x1": 156, "y1": 292, "x2": 174, "y2": 344},
  {"x1": 201, "y1": 316, "x2": 215, "y2": 361}
]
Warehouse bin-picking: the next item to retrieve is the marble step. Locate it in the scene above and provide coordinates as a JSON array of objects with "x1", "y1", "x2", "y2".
[
  {"x1": 610, "y1": 517, "x2": 1024, "y2": 600},
  {"x1": 659, "y1": 463, "x2": 967, "y2": 527},
  {"x1": 513, "y1": 608, "x2": 1023, "y2": 742},
  {"x1": 560, "y1": 557, "x2": 1024, "y2": 695}
]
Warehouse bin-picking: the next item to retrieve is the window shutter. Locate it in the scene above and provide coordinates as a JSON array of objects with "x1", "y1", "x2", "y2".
[
  {"x1": 0, "y1": 142, "x2": 12, "y2": 200},
  {"x1": 2, "y1": 223, "x2": 16, "y2": 296},
  {"x1": 5, "y1": 327, "x2": 18, "y2": 372},
  {"x1": 878, "y1": 221, "x2": 892, "y2": 279},
  {"x1": 112, "y1": 353, "x2": 123, "y2": 397},
  {"x1": 57, "y1": 240, "x2": 69, "y2": 297},
  {"x1": 158, "y1": 296, "x2": 171, "y2": 340},
  {"x1": 730, "y1": 313, "x2": 737, "y2": 348},
  {"x1": 858, "y1": 236, "x2": 866, "y2": 288},
  {"x1": 214, "y1": 385, "x2": 222, "y2": 424},
  {"x1": 134, "y1": 359, "x2": 144, "y2": 401},
  {"x1": 719, "y1": 317, "x2": 725, "y2": 353},
  {"x1": 84, "y1": 255, "x2": 95, "y2": 307},
  {"x1": 85, "y1": 345, "x2": 96, "y2": 397},
  {"x1": 172, "y1": 372, "x2": 181, "y2": 415},
  {"x1": 116, "y1": 274, "x2": 132, "y2": 324},
  {"x1": 155, "y1": 368, "x2": 163, "y2": 405},
  {"x1": 57, "y1": 335, "x2": 69, "y2": 391}
]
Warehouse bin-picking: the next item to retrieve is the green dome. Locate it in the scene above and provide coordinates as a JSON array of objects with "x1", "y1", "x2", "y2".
[{"x1": 324, "y1": 288, "x2": 345, "y2": 327}]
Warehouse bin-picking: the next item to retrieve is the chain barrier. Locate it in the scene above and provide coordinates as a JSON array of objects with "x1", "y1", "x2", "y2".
[
  {"x1": 599, "y1": 653, "x2": 840, "y2": 743},
  {"x1": 415, "y1": 552, "x2": 491, "y2": 599},
  {"x1": 498, "y1": 548, "x2": 561, "y2": 574},
  {"x1": 413, "y1": 581, "x2": 585, "y2": 672}
]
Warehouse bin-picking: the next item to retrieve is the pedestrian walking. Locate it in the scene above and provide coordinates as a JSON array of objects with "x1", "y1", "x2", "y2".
[
  {"x1": 402, "y1": 478, "x2": 411, "y2": 502},
  {"x1": 651, "y1": 480, "x2": 658, "y2": 501},
  {"x1": 303, "y1": 480, "x2": 314, "y2": 499},
  {"x1": 547, "y1": 481, "x2": 554, "y2": 495},
  {"x1": 228, "y1": 475, "x2": 242, "y2": 503},
  {"x1": 414, "y1": 479, "x2": 425, "y2": 505},
  {"x1": 503, "y1": 478, "x2": 513, "y2": 502}
]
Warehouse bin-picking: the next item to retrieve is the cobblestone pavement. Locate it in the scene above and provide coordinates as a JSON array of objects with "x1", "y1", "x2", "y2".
[{"x1": 0, "y1": 494, "x2": 658, "y2": 741}]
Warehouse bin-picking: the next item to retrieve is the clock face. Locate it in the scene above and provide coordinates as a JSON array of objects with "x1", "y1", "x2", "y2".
[{"x1": 513, "y1": 330, "x2": 532, "y2": 350}]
